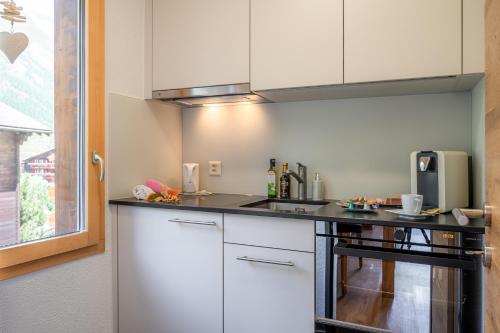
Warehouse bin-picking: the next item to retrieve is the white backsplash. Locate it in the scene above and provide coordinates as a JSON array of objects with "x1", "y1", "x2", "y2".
[
  {"x1": 182, "y1": 92, "x2": 476, "y2": 200},
  {"x1": 109, "y1": 94, "x2": 182, "y2": 198}
]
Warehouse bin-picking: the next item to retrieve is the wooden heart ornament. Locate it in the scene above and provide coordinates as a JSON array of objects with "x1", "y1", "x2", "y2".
[{"x1": 0, "y1": 31, "x2": 29, "y2": 64}]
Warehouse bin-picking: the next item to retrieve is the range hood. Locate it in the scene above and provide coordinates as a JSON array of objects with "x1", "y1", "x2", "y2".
[
  {"x1": 152, "y1": 83, "x2": 268, "y2": 108},
  {"x1": 153, "y1": 74, "x2": 485, "y2": 106}
]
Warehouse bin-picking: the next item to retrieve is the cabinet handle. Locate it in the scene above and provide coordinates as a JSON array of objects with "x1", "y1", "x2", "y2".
[
  {"x1": 236, "y1": 256, "x2": 295, "y2": 267},
  {"x1": 167, "y1": 218, "x2": 217, "y2": 226}
]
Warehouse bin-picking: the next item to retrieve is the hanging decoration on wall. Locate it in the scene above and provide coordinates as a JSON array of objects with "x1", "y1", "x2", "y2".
[{"x1": 0, "y1": 0, "x2": 28, "y2": 64}]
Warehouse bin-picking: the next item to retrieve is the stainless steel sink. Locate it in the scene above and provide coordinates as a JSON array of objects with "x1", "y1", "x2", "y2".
[{"x1": 240, "y1": 199, "x2": 329, "y2": 213}]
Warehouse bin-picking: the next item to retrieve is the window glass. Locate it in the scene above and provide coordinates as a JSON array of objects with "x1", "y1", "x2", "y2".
[{"x1": 0, "y1": 0, "x2": 83, "y2": 247}]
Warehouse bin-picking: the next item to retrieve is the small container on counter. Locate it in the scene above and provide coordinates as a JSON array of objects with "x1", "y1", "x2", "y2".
[{"x1": 312, "y1": 172, "x2": 324, "y2": 201}]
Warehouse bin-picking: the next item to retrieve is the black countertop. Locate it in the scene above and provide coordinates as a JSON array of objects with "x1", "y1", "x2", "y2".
[{"x1": 109, "y1": 194, "x2": 485, "y2": 233}]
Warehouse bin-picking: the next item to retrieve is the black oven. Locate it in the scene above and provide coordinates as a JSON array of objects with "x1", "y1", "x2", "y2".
[{"x1": 315, "y1": 221, "x2": 484, "y2": 333}]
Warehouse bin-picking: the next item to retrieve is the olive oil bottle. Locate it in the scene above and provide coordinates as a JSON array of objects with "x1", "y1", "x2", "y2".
[
  {"x1": 267, "y1": 158, "x2": 278, "y2": 198},
  {"x1": 280, "y1": 163, "x2": 290, "y2": 199}
]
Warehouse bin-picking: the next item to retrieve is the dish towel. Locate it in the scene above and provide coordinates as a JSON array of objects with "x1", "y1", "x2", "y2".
[
  {"x1": 145, "y1": 179, "x2": 166, "y2": 193},
  {"x1": 132, "y1": 185, "x2": 154, "y2": 200}
]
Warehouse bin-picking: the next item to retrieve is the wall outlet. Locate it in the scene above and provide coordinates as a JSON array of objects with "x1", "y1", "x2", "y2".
[{"x1": 209, "y1": 161, "x2": 222, "y2": 176}]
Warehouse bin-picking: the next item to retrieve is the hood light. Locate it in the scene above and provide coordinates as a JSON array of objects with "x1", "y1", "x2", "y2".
[{"x1": 202, "y1": 101, "x2": 254, "y2": 107}]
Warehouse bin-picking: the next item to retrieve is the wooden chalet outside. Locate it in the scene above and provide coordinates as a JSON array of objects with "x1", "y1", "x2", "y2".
[{"x1": 0, "y1": 101, "x2": 52, "y2": 247}]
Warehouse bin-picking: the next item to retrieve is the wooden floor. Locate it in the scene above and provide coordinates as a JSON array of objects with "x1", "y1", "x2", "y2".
[{"x1": 336, "y1": 228, "x2": 431, "y2": 333}]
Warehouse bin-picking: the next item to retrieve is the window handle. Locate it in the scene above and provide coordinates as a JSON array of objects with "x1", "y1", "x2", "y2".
[{"x1": 92, "y1": 151, "x2": 105, "y2": 182}]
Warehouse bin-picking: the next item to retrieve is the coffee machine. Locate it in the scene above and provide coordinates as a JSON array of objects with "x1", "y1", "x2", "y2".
[{"x1": 410, "y1": 151, "x2": 469, "y2": 212}]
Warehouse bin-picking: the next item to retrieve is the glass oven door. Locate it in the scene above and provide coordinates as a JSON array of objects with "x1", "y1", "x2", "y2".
[{"x1": 315, "y1": 221, "x2": 483, "y2": 333}]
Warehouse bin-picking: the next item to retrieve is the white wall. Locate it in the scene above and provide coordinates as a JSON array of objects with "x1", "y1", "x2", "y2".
[
  {"x1": 471, "y1": 78, "x2": 485, "y2": 208},
  {"x1": 0, "y1": 250, "x2": 113, "y2": 333},
  {"x1": 108, "y1": 94, "x2": 182, "y2": 198},
  {"x1": 183, "y1": 93, "x2": 472, "y2": 199}
]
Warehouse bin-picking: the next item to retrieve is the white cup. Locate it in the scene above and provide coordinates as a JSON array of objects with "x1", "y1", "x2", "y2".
[{"x1": 401, "y1": 194, "x2": 423, "y2": 215}]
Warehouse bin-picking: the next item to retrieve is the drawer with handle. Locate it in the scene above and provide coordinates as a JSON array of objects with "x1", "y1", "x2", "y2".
[
  {"x1": 118, "y1": 206, "x2": 223, "y2": 229},
  {"x1": 165, "y1": 211, "x2": 222, "y2": 227},
  {"x1": 224, "y1": 243, "x2": 315, "y2": 333},
  {"x1": 224, "y1": 214, "x2": 314, "y2": 252}
]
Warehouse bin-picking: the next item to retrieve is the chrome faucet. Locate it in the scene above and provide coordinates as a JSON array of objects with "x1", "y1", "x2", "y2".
[{"x1": 287, "y1": 163, "x2": 307, "y2": 200}]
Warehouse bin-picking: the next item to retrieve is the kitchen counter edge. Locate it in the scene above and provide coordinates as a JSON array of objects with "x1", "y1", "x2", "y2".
[{"x1": 109, "y1": 195, "x2": 485, "y2": 234}]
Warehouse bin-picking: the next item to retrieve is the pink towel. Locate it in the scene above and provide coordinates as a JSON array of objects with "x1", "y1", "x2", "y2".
[{"x1": 145, "y1": 179, "x2": 166, "y2": 193}]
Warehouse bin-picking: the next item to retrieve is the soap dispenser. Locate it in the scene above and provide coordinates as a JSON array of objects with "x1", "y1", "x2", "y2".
[{"x1": 312, "y1": 172, "x2": 324, "y2": 201}]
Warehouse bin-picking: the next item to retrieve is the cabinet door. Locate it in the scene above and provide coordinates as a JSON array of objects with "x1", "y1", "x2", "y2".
[
  {"x1": 463, "y1": 0, "x2": 485, "y2": 74},
  {"x1": 344, "y1": 0, "x2": 462, "y2": 83},
  {"x1": 250, "y1": 0, "x2": 343, "y2": 91},
  {"x1": 118, "y1": 206, "x2": 223, "y2": 333},
  {"x1": 152, "y1": 0, "x2": 249, "y2": 91},
  {"x1": 224, "y1": 243, "x2": 315, "y2": 333}
]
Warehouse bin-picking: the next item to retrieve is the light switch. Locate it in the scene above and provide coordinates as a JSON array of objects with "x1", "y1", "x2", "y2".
[{"x1": 209, "y1": 161, "x2": 222, "y2": 176}]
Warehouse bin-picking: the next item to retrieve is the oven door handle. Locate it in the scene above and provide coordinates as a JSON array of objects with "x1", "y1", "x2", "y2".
[
  {"x1": 333, "y1": 243, "x2": 480, "y2": 270},
  {"x1": 316, "y1": 317, "x2": 394, "y2": 333}
]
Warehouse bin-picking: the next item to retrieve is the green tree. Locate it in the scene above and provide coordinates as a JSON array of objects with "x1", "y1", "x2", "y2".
[{"x1": 19, "y1": 174, "x2": 54, "y2": 242}]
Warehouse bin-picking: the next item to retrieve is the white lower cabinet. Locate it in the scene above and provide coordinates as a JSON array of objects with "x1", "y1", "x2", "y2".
[
  {"x1": 117, "y1": 206, "x2": 223, "y2": 333},
  {"x1": 224, "y1": 243, "x2": 315, "y2": 333},
  {"x1": 117, "y1": 207, "x2": 315, "y2": 333}
]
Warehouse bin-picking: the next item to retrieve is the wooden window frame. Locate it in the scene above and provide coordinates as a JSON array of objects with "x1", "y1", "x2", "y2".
[{"x1": 0, "y1": 0, "x2": 105, "y2": 280}]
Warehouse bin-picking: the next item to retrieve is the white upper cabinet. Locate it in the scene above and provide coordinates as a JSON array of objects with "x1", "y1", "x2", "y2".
[
  {"x1": 153, "y1": 0, "x2": 249, "y2": 91},
  {"x1": 250, "y1": 0, "x2": 343, "y2": 91},
  {"x1": 463, "y1": 0, "x2": 485, "y2": 74},
  {"x1": 344, "y1": 0, "x2": 462, "y2": 84}
]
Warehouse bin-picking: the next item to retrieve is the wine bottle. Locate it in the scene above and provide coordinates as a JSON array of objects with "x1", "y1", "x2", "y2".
[{"x1": 280, "y1": 163, "x2": 290, "y2": 199}]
